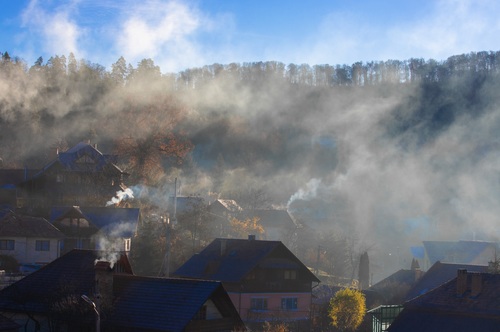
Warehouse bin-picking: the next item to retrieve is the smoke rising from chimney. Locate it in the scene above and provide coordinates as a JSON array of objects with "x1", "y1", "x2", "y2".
[{"x1": 106, "y1": 188, "x2": 134, "y2": 206}]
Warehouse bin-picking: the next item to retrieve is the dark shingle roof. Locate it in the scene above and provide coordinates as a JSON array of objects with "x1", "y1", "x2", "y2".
[
  {"x1": 50, "y1": 206, "x2": 139, "y2": 237},
  {"x1": 0, "y1": 249, "x2": 132, "y2": 314},
  {"x1": 404, "y1": 262, "x2": 488, "y2": 302},
  {"x1": 0, "y1": 211, "x2": 64, "y2": 238},
  {"x1": 28, "y1": 142, "x2": 124, "y2": 181},
  {"x1": 387, "y1": 309, "x2": 500, "y2": 332},
  {"x1": 109, "y1": 276, "x2": 243, "y2": 331},
  {"x1": 174, "y1": 238, "x2": 319, "y2": 283},
  {"x1": 388, "y1": 272, "x2": 500, "y2": 332}
]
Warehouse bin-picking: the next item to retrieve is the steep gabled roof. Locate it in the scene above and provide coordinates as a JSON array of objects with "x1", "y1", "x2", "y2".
[
  {"x1": 0, "y1": 210, "x2": 64, "y2": 238},
  {"x1": 50, "y1": 206, "x2": 139, "y2": 237},
  {"x1": 109, "y1": 276, "x2": 243, "y2": 331},
  {"x1": 404, "y1": 261, "x2": 488, "y2": 302},
  {"x1": 174, "y1": 238, "x2": 319, "y2": 283},
  {"x1": 388, "y1": 272, "x2": 500, "y2": 332},
  {"x1": 28, "y1": 142, "x2": 124, "y2": 181},
  {"x1": 0, "y1": 249, "x2": 132, "y2": 314}
]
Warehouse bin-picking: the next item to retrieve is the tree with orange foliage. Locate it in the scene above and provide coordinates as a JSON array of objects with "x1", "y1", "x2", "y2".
[
  {"x1": 112, "y1": 93, "x2": 193, "y2": 185},
  {"x1": 229, "y1": 216, "x2": 264, "y2": 239}
]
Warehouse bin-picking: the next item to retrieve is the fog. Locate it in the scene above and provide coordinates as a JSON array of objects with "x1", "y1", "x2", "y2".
[{"x1": 1, "y1": 52, "x2": 500, "y2": 281}]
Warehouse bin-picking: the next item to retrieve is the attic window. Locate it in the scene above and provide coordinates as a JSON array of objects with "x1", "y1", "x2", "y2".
[
  {"x1": 76, "y1": 154, "x2": 95, "y2": 164},
  {"x1": 284, "y1": 270, "x2": 297, "y2": 280}
]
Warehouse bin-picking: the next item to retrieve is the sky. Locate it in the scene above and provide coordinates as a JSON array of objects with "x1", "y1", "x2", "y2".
[{"x1": 1, "y1": 0, "x2": 500, "y2": 73}]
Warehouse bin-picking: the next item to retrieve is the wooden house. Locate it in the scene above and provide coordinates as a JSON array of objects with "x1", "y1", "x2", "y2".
[
  {"x1": 174, "y1": 236, "x2": 320, "y2": 329},
  {"x1": 19, "y1": 142, "x2": 128, "y2": 211},
  {"x1": 0, "y1": 210, "x2": 64, "y2": 267},
  {"x1": 388, "y1": 269, "x2": 500, "y2": 331},
  {"x1": 0, "y1": 249, "x2": 244, "y2": 332},
  {"x1": 50, "y1": 206, "x2": 140, "y2": 255}
]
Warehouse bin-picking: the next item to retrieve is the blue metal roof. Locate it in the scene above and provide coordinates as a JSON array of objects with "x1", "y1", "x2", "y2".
[
  {"x1": 174, "y1": 238, "x2": 320, "y2": 283},
  {"x1": 109, "y1": 276, "x2": 243, "y2": 331}
]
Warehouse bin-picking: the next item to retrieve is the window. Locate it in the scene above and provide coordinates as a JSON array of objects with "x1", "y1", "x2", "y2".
[
  {"x1": 251, "y1": 298, "x2": 268, "y2": 311},
  {"x1": 0, "y1": 240, "x2": 14, "y2": 250},
  {"x1": 35, "y1": 240, "x2": 50, "y2": 251},
  {"x1": 281, "y1": 297, "x2": 298, "y2": 310},
  {"x1": 284, "y1": 269, "x2": 297, "y2": 280}
]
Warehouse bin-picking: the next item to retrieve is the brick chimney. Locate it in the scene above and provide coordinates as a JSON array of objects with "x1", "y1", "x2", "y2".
[
  {"x1": 95, "y1": 260, "x2": 113, "y2": 309},
  {"x1": 248, "y1": 234, "x2": 256, "y2": 241},
  {"x1": 470, "y1": 272, "x2": 482, "y2": 298},
  {"x1": 456, "y1": 269, "x2": 468, "y2": 297}
]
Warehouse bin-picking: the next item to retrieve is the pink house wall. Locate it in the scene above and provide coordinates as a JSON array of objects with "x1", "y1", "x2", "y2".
[{"x1": 228, "y1": 292, "x2": 312, "y2": 322}]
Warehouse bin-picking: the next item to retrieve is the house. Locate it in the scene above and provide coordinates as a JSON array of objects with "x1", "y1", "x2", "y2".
[
  {"x1": 0, "y1": 249, "x2": 244, "y2": 332},
  {"x1": 0, "y1": 249, "x2": 133, "y2": 331},
  {"x1": 173, "y1": 236, "x2": 320, "y2": 329},
  {"x1": 0, "y1": 210, "x2": 64, "y2": 268},
  {"x1": 18, "y1": 142, "x2": 128, "y2": 211},
  {"x1": 369, "y1": 259, "x2": 424, "y2": 304},
  {"x1": 367, "y1": 261, "x2": 488, "y2": 332},
  {"x1": 403, "y1": 261, "x2": 488, "y2": 302},
  {"x1": 50, "y1": 206, "x2": 140, "y2": 255},
  {"x1": 108, "y1": 276, "x2": 245, "y2": 332},
  {"x1": 420, "y1": 240, "x2": 498, "y2": 270},
  {"x1": 388, "y1": 269, "x2": 500, "y2": 331}
]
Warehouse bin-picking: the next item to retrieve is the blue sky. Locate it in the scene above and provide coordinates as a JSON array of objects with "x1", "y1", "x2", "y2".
[{"x1": 1, "y1": 0, "x2": 500, "y2": 73}]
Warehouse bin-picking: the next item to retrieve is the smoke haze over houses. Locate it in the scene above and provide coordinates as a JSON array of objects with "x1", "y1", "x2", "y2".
[{"x1": 2, "y1": 1, "x2": 500, "y2": 282}]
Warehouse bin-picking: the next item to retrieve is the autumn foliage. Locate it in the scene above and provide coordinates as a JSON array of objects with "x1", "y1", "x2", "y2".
[{"x1": 328, "y1": 287, "x2": 366, "y2": 331}]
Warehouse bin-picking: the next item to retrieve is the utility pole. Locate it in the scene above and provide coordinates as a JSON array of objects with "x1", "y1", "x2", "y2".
[{"x1": 159, "y1": 178, "x2": 177, "y2": 277}]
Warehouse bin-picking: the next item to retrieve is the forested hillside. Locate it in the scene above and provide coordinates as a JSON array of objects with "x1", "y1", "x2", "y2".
[{"x1": 2, "y1": 50, "x2": 500, "y2": 280}]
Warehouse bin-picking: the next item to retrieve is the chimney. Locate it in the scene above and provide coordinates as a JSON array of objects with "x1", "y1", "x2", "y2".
[
  {"x1": 456, "y1": 269, "x2": 468, "y2": 297},
  {"x1": 470, "y1": 272, "x2": 482, "y2": 298},
  {"x1": 95, "y1": 261, "x2": 113, "y2": 309},
  {"x1": 248, "y1": 234, "x2": 256, "y2": 241}
]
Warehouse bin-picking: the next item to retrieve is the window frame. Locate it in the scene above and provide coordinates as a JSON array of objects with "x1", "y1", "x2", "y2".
[
  {"x1": 35, "y1": 240, "x2": 50, "y2": 251},
  {"x1": 281, "y1": 297, "x2": 298, "y2": 310},
  {"x1": 0, "y1": 239, "x2": 15, "y2": 250},
  {"x1": 284, "y1": 269, "x2": 297, "y2": 280},
  {"x1": 251, "y1": 297, "x2": 268, "y2": 311}
]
